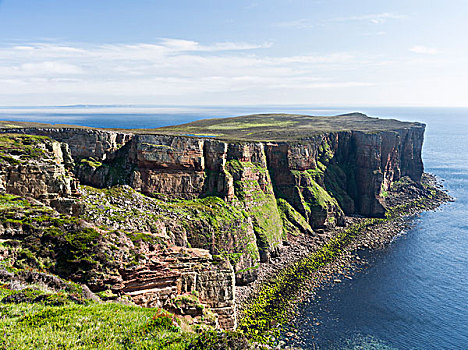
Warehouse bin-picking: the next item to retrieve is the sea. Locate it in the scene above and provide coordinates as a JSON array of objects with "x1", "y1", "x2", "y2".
[{"x1": 0, "y1": 106, "x2": 466, "y2": 349}]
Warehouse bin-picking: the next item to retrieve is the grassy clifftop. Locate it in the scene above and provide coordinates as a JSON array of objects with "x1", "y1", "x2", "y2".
[
  {"x1": 1, "y1": 113, "x2": 424, "y2": 142},
  {"x1": 141, "y1": 113, "x2": 424, "y2": 141}
]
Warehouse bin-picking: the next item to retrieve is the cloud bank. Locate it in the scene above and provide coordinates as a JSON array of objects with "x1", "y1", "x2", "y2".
[
  {"x1": 278, "y1": 12, "x2": 406, "y2": 29},
  {"x1": 410, "y1": 45, "x2": 439, "y2": 55},
  {"x1": 0, "y1": 38, "x2": 463, "y2": 106},
  {"x1": 331, "y1": 12, "x2": 407, "y2": 24}
]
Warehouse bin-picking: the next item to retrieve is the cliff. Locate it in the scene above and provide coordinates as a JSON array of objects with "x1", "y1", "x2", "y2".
[
  {"x1": 0, "y1": 113, "x2": 425, "y2": 330},
  {"x1": 0, "y1": 134, "x2": 79, "y2": 211}
]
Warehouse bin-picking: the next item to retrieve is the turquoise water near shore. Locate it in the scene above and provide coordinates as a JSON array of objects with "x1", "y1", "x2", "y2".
[{"x1": 1, "y1": 106, "x2": 466, "y2": 349}]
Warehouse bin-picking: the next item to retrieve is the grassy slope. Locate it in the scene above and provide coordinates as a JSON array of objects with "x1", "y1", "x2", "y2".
[
  {"x1": 0, "y1": 285, "x2": 248, "y2": 350},
  {"x1": 0, "y1": 298, "x2": 193, "y2": 350}
]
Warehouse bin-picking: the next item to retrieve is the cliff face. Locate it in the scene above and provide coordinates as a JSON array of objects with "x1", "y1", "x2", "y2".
[
  {"x1": 2, "y1": 123, "x2": 424, "y2": 222},
  {"x1": 121, "y1": 246, "x2": 237, "y2": 330},
  {"x1": 71, "y1": 127, "x2": 424, "y2": 219},
  {"x1": 0, "y1": 200, "x2": 237, "y2": 329},
  {"x1": 0, "y1": 134, "x2": 239, "y2": 329},
  {"x1": 0, "y1": 122, "x2": 425, "y2": 272},
  {"x1": 0, "y1": 134, "x2": 79, "y2": 212},
  {"x1": 2, "y1": 127, "x2": 132, "y2": 160},
  {"x1": 0, "y1": 114, "x2": 426, "y2": 330},
  {"x1": 348, "y1": 128, "x2": 424, "y2": 216}
]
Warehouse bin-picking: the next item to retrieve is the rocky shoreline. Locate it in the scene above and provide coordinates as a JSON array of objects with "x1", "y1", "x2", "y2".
[{"x1": 236, "y1": 172, "x2": 452, "y2": 345}]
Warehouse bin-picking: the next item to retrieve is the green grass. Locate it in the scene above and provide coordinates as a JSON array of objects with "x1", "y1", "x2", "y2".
[
  {"x1": 0, "y1": 194, "x2": 31, "y2": 210},
  {"x1": 148, "y1": 113, "x2": 424, "y2": 142},
  {"x1": 238, "y1": 217, "x2": 382, "y2": 343},
  {"x1": 0, "y1": 134, "x2": 51, "y2": 165},
  {"x1": 0, "y1": 301, "x2": 195, "y2": 349},
  {"x1": 0, "y1": 289, "x2": 250, "y2": 350},
  {"x1": 204, "y1": 119, "x2": 298, "y2": 130},
  {"x1": 0, "y1": 193, "x2": 114, "y2": 282},
  {"x1": 80, "y1": 157, "x2": 103, "y2": 168}
]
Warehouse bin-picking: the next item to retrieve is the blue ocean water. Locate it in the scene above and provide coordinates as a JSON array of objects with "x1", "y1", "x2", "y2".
[{"x1": 0, "y1": 106, "x2": 466, "y2": 349}]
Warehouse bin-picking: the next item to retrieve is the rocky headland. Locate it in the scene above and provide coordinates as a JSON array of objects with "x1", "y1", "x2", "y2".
[{"x1": 0, "y1": 113, "x2": 450, "y2": 348}]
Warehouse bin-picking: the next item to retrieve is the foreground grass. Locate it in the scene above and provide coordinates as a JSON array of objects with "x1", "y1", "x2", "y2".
[{"x1": 0, "y1": 301, "x2": 194, "y2": 350}]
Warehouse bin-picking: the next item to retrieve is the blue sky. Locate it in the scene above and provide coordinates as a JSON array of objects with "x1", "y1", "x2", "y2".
[{"x1": 0, "y1": 0, "x2": 467, "y2": 106}]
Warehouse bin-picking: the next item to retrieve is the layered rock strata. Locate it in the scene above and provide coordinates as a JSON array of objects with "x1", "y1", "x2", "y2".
[
  {"x1": 2, "y1": 127, "x2": 132, "y2": 160},
  {"x1": 0, "y1": 134, "x2": 79, "y2": 212},
  {"x1": 74, "y1": 128, "x2": 425, "y2": 222},
  {"x1": 0, "y1": 121, "x2": 425, "y2": 281},
  {"x1": 121, "y1": 246, "x2": 236, "y2": 329}
]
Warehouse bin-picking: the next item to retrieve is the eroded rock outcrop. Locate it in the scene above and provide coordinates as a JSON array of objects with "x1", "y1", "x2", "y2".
[
  {"x1": 121, "y1": 246, "x2": 236, "y2": 329},
  {"x1": 2, "y1": 127, "x2": 132, "y2": 160},
  {"x1": 77, "y1": 185, "x2": 260, "y2": 285},
  {"x1": 0, "y1": 134, "x2": 79, "y2": 212}
]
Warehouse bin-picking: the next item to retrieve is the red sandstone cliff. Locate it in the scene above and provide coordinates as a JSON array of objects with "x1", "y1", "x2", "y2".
[{"x1": 0, "y1": 114, "x2": 426, "y2": 329}]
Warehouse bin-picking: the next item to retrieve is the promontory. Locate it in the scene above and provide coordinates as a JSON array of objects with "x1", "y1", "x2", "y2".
[{"x1": 0, "y1": 113, "x2": 448, "y2": 348}]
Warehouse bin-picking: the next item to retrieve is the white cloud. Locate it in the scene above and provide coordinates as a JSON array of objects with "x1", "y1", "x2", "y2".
[
  {"x1": 0, "y1": 39, "x2": 364, "y2": 101},
  {"x1": 277, "y1": 12, "x2": 405, "y2": 29},
  {"x1": 0, "y1": 61, "x2": 83, "y2": 77},
  {"x1": 331, "y1": 12, "x2": 407, "y2": 24},
  {"x1": 410, "y1": 45, "x2": 439, "y2": 55},
  {"x1": 158, "y1": 38, "x2": 271, "y2": 52},
  {"x1": 20, "y1": 61, "x2": 84, "y2": 75},
  {"x1": 277, "y1": 19, "x2": 316, "y2": 29}
]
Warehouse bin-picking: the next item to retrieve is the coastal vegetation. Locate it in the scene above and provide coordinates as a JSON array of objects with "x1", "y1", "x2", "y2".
[
  {"x1": 150, "y1": 113, "x2": 423, "y2": 141},
  {"x1": 0, "y1": 297, "x2": 196, "y2": 349},
  {"x1": 238, "y1": 174, "x2": 451, "y2": 344},
  {"x1": 0, "y1": 134, "x2": 50, "y2": 165},
  {"x1": 0, "y1": 175, "x2": 450, "y2": 348}
]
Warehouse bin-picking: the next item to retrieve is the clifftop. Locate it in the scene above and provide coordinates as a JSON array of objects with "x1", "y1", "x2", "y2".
[
  {"x1": 0, "y1": 112, "x2": 424, "y2": 142},
  {"x1": 152, "y1": 113, "x2": 424, "y2": 141}
]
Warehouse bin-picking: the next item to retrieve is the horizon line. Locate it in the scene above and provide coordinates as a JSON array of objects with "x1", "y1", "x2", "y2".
[{"x1": 0, "y1": 104, "x2": 467, "y2": 109}]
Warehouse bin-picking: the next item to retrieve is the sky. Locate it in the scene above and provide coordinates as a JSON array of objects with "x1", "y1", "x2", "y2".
[{"x1": 0, "y1": 0, "x2": 467, "y2": 107}]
